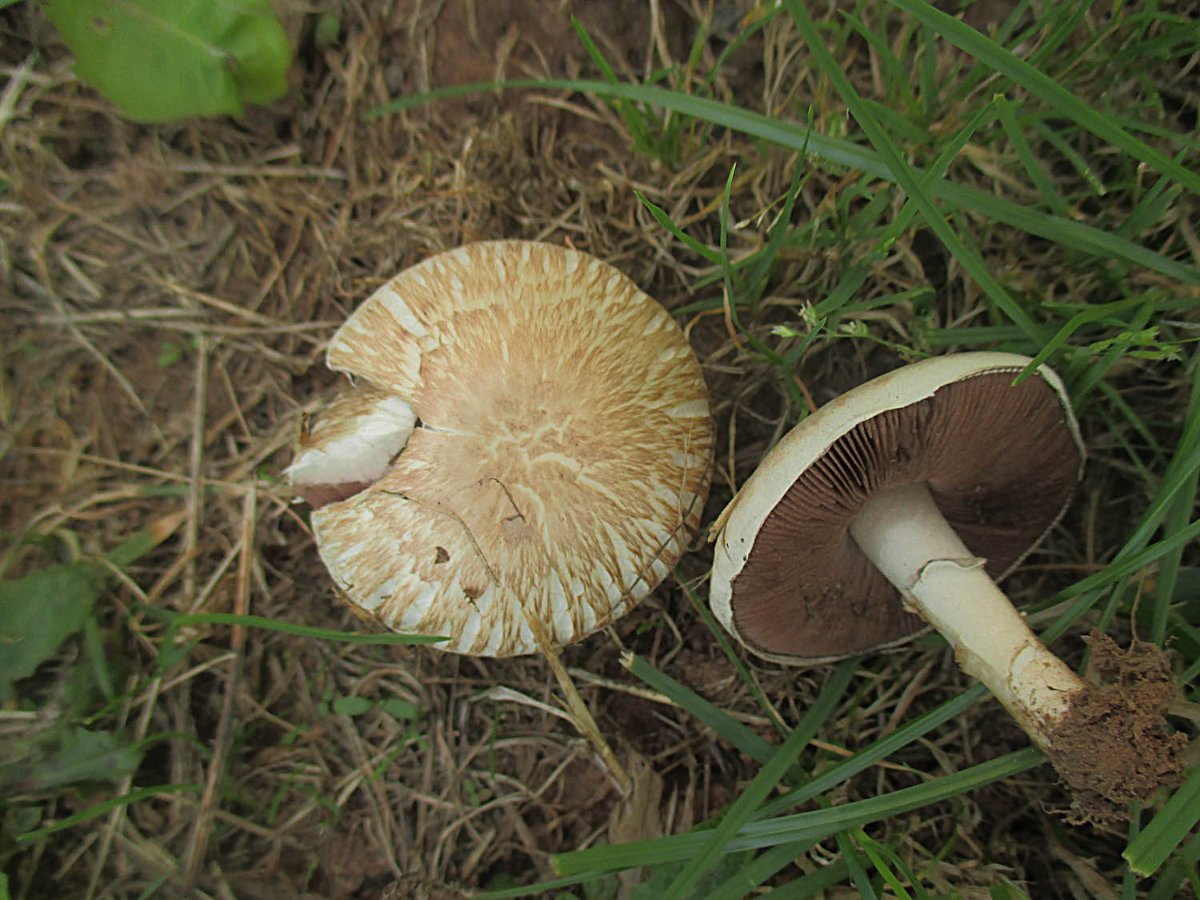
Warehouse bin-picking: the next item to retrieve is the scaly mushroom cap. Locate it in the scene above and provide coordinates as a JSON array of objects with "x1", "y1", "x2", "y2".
[
  {"x1": 710, "y1": 352, "x2": 1084, "y2": 664},
  {"x1": 292, "y1": 241, "x2": 713, "y2": 656}
]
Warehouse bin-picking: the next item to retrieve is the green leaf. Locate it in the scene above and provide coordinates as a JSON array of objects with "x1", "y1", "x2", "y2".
[
  {"x1": 380, "y1": 697, "x2": 421, "y2": 721},
  {"x1": 156, "y1": 341, "x2": 185, "y2": 369},
  {"x1": 0, "y1": 519, "x2": 182, "y2": 700},
  {"x1": 0, "y1": 727, "x2": 143, "y2": 793},
  {"x1": 332, "y1": 695, "x2": 373, "y2": 717},
  {"x1": 45, "y1": 0, "x2": 291, "y2": 123},
  {"x1": 313, "y1": 12, "x2": 340, "y2": 50},
  {"x1": 0, "y1": 564, "x2": 101, "y2": 702}
]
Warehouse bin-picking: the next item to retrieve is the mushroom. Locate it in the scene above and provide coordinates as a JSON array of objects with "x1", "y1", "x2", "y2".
[
  {"x1": 290, "y1": 240, "x2": 714, "y2": 784},
  {"x1": 710, "y1": 352, "x2": 1181, "y2": 817}
]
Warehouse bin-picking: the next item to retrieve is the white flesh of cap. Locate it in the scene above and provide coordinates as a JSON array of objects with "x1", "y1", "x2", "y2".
[{"x1": 287, "y1": 394, "x2": 417, "y2": 497}]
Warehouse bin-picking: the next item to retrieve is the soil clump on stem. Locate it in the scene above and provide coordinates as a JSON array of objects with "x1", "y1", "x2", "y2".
[{"x1": 1049, "y1": 631, "x2": 1186, "y2": 824}]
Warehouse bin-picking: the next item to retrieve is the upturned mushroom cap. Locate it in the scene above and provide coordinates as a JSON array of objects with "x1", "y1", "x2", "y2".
[
  {"x1": 292, "y1": 241, "x2": 713, "y2": 657},
  {"x1": 709, "y1": 352, "x2": 1084, "y2": 664}
]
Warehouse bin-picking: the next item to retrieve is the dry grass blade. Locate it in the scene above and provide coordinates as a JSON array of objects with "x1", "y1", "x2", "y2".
[{"x1": 180, "y1": 483, "x2": 255, "y2": 888}]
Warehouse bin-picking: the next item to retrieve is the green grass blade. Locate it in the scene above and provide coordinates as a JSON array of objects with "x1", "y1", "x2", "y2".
[
  {"x1": 887, "y1": 0, "x2": 1200, "y2": 195},
  {"x1": 759, "y1": 684, "x2": 987, "y2": 819},
  {"x1": 1124, "y1": 766, "x2": 1200, "y2": 876},
  {"x1": 18, "y1": 783, "x2": 201, "y2": 842},
  {"x1": 1144, "y1": 831, "x2": 1200, "y2": 900},
  {"x1": 768, "y1": 858, "x2": 853, "y2": 898},
  {"x1": 570, "y1": 16, "x2": 656, "y2": 156},
  {"x1": 863, "y1": 98, "x2": 931, "y2": 145},
  {"x1": 1037, "y1": 379, "x2": 1200, "y2": 642},
  {"x1": 476, "y1": 871, "x2": 608, "y2": 899},
  {"x1": 1095, "y1": 379, "x2": 1167, "y2": 472},
  {"x1": 917, "y1": 22, "x2": 938, "y2": 120},
  {"x1": 712, "y1": 155, "x2": 810, "y2": 414},
  {"x1": 1068, "y1": 308, "x2": 1167, "y2": 404},
  {"x1": 705, "y1": 5, "x2": 781, "y2": 92},
  {"x1": 1012, "y1": 298, "x2": 1149, "y2": 385},
  {"x1": 154, "y1": 610, "x2": 448, "y2": 652},
  {"x1": 1151, "y1": 354, "x2": 1200, "y2": 644},
  {"x1": 856, "y1": 829, "x2": 928, "y2": 899},
  {"x1": 621, "y1": 651, "x2": 775, "y2": 765},
  {"x1": 950, "y1": 186, "x2": 1193, "y2": 282},
  {"x1": 922, "y1": 326, "x2": 1028, "y2": 347},
  {"x1": 705, "y1": 841, "x2": 814, "y2": 900},
  {"x1": 622, "y1": 653, "x2": 997, "y2": 838},
  {"x1": 554, "y1": 748, "x2": 1042, "y2": 875},
  {"x1": 1116, "y1": 158, "x2": 1184, "y2": 238},
  {"x1": 678, "y1": 574, "x2": 787, "y2": 735},
  {"x1": 841, "y1": 9, "x2": 915, "y2": 115},
  {"x1": 808, "y1": 95, "x2": 996, "y2": 354},
  {"x1": 663, "y1": 659, "x2": 859, "y2": 898},
  {"x1": 1122, "y1": 814, "x2": 1144, "y2": 900},
  {"x1": 634, "y1": 191, "x2": 724, "y2": 264},
  {"x1": 743, "y1": 142, "x2": 811, "y2": 307},
  {"x1": 837, "y1": 830, "x2": 881, "y2": 899},
  {"x1": 994, "y1": 95, "x2": 1069, "y2": 217},
  {"x1": 1026, "y1": 2, "x2": 1093, "y2": 72},
  {"x1": 1027, "y1": 117, "x2": 1107, "y2": 196},
  {"x1": 783, "y1": 0, "x2": 1045, "y2": 344},
  {"x1": 1040, "y1": 518, "x2": 1200, "y2": 642},
  {"x1": 370, "y1": 80, "x2": 1200, "y2": 286}
]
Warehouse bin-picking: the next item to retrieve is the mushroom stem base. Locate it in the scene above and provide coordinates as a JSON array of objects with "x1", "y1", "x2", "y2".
[{"x1": 849, "y1": 482, "x2": 1184, "y2": 817}]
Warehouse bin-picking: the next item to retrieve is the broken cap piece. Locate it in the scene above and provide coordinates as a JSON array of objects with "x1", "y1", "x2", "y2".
[
  {"x1": 291, "y1": 240, "x2": 713, "y2": 657},
  {"x1": 288, "y1": 385, "x2": 416, "y2": 509},
  {"x1": 710, "y1": 351, "x2": 1083, "y2": 663}
]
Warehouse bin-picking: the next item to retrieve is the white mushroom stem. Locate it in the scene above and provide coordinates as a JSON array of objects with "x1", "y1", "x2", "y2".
[{"x1": 848, "y1": 482, "x2": 1085, "y2": 752}]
